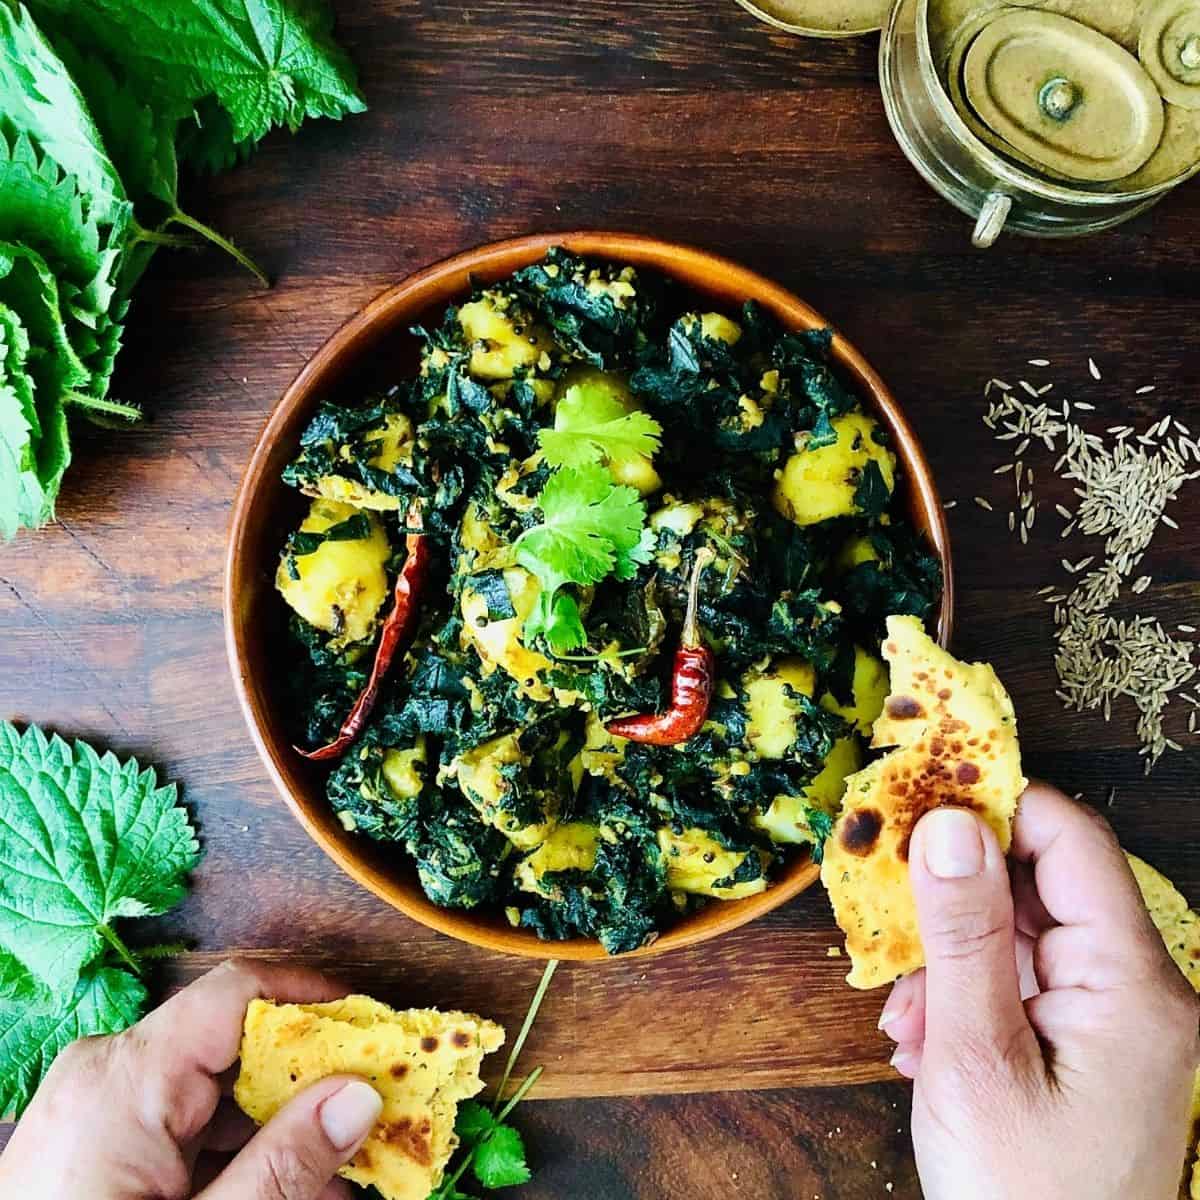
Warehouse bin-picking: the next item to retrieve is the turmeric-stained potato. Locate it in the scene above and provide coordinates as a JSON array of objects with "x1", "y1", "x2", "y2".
[
  {"x1": 458, "y1": 292, "x2": 553, "y2": 381},
  {"x1": 753, "y1": 736, "x2": 863, "y2": 845},
  {"x1": 772, "y1": 411, "x2": 897, "y2": 527},
  {"x1": 276, "y1": 499, "x2": 390, "y2": 646},
  {"x1": 450, "y1": 732, "x2": 556, "y2": 849},
  {"x1": 658, "y1": 827, "x2": 767, "y2": 899},
  {"x1": 307, "y1": 413, "x2": 414, "y2": 512},
  {"x1": 460, "y1": 567, "x2": 554, "y2": 701},
  {"x1": 515, "y1": 822, "x2": 601, "y2": 897},
  {"x1": 820, "y1": 645, "x2": 889, "y2": 736},
  {"x1": 742, "y1": 657, "x2": 817, "y2": 759}
]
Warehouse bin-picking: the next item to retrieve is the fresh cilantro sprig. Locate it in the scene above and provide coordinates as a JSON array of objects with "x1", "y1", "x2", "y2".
[
  {"x1": 427, "y1": 960, "x2": 559, "y2": 1200},
  {"x1": 514, "y1": 464, "x2": 654, "y2": 655},
  {"x1": 538, "y1": 379, "x2": 662, "y2": 470},
  {"x1": 0, "y1": 722, "x2": 199, "y2": 1115}
]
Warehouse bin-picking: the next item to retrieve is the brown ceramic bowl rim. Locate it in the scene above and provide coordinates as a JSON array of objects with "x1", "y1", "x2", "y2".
[{"x1": 225, "y1": 231, "x2": 954, "y2": 963}]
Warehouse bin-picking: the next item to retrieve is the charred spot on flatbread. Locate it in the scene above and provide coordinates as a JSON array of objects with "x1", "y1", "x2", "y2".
[
  {"x1": 821, "y1": 616, "x2": 1026, "y2": 990},
  {"x1": 840, "y1": 808, "x2": 883, "y2": 856},
  {"x1": 234, "y1": 997, "x2": 504, "y2": 1200}
]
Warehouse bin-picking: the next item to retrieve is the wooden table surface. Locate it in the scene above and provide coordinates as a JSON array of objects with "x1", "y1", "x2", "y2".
[{"x1": 3, "y1": 2, "x2": 1200, "y2": 1196}]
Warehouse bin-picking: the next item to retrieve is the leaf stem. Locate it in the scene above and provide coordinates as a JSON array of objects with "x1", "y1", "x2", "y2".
[
  {"x1": 63, "y1": 391, "x2": 142, "y2": 422},
  {"x1": 131, "y1": 224, "x2": 200, "y2": 250},
  {"x1": 492, "y1": 959, "x2": 557, "y2": 1111},
  {"x1": 494, "y1": 1064, "x2": 543, "y2": 1125},
  {"x1": 164, "y1": 210, "x2": 270, "y2": 287},
  {"x1": 134, "y1": 941, "x2": 189, "y2": 962},
  {"x1": 97, "y1": 924, "x2": 142, "y2": 976}
]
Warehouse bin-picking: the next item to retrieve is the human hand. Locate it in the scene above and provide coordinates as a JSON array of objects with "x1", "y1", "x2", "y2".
[
  {"x1": 878, "y1": 783, "x2": 1200, "y2": 1200},
  {"x1": 0, "y1": 959, "x2": 383, "y2": 1200}
]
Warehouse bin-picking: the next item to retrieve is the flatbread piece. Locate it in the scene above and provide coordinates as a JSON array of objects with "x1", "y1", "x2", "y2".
[
  {"x1": 234, "y1": 996, "x2": 504, "y2": 1200},
  {"x1": 821, "y1": 615, "x2": 1026, "y2": 989},
  {"x1": 1127, "y1": 853, "x2": 1200, "y2": 1200}
]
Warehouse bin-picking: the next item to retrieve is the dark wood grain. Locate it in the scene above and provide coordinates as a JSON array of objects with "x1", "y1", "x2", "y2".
[{"x1": 1, "y1": 0, "x2": 1199, "y2": 1195}]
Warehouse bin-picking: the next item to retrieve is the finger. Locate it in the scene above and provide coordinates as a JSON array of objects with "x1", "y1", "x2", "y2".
[
  {"x1": 197, "y1": 1076, "x2": 382, "y2": 1200},
  {"x1": 879, "y1": 930, "x2": 1042, "y2": 1048},
  {"x1": 878, "y1": 970, "x2": 926, "y2": 1046},
  {"x1": 192, "y1": 1156, "x2": 356, "y2": 1200},
  {"x1": 908, "y1": 807, "x2": 1041, "y2": 1078},
  {"x1": 1010, "y1": 783, "x2": 1155, "y2": 945},
  {"x1": 141, "y1": 959, "x2": 349, "y2": 1079},
  {"x1": 890, "y1": 1042, "x2": 923, "y2": 1080},
  {"x1": 127, "y1": 959, "x2": 349, "y2": 1143}
]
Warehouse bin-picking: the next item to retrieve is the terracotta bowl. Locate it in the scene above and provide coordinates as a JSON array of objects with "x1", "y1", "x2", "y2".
[{"x1": 224, "y1": 232, "x2": 954, "y2": 962}]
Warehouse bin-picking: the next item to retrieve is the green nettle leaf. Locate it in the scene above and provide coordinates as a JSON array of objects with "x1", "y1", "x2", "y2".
[
  {"x1": 39, "y1": 29, "x2": 268, "y2": 287},
  {"x1": 0, "y1": 957, "x2": 146, "y2": 1117},
  {"x1": 0, "y1": 722, "x2": 200, "y2": 995},
  {"x1": 0, "y1": 0, "x2": 129, "y2": 226},
  {"x1": 25, "y1": 0, "x2": 367, "y2": 157},
  {"x1": 0, "y1": 305, "x2": 48, "y2": 538}
]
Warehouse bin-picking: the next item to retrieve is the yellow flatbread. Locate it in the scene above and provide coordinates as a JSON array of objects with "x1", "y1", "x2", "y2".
[
  {"x1": 821, "y1": 615, "x2": 1026, "y2": 989},
  {"x1": 234, "y1": 996, "x2": 504, "y2": 1200},
  {"x1": 1126, "y1": 853, "x2": 1200, "y2": 1200}
]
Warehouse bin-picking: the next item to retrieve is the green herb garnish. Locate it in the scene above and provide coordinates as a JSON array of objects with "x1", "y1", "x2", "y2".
[
  {"x1": 427, "y1": 959, "x2": 558, "y2": 1199},
  {"x1": 538, "y1": 379, "x2": 662, "y2": 470},
  {"x1": 514, "y1": 464, "x2": 654, "y2": 655}
]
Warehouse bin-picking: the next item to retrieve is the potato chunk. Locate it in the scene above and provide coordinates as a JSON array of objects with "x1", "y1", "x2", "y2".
[
  {"x1": 515, "y1": 823, "x2": 601, "y2": 897},
  {"x1": 458, "y1": 292, "x2": 552, "y2": 381},
  {"x1": 820, "y1": 646, "x2": 889, "y2": 736},
  {"x1": 772, "y1": 411, "x2": 897, "y2": 527},
  {"x1": 743, "y1": 657, "x2": 817, "y2": 759},
  {"x1": 276, "y1": 499, "x2": 390, "y2": 646},
  {"x1": 307, "y1": 413, "x2": 414, "y2": 512},
  {"x1": 450, "y1": 732, "x2": 557, "y2": 849},
  {"x1": 658, "y1": 827, "x2": 767, "y2": 899},
  {"x1": 753, "y1": 737, "x2": 863, "y2": 845},
  {"x1": 460, "y1": 567, "x2": 554, "y2": 702}
]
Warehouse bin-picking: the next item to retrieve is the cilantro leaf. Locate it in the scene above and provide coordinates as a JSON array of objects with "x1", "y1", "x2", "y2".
[
  {"x1": 0, "y1": 956, "x2": 145, "y2": 1118},
  {"x1": 472, "y1": 1124, "x2": 532, "y2": 1189},
  {"x1": 0, "y1": 722, "x2": 199, "y2": 995},
  {"x1": 538, "y1": 380, "x2": 662, "y2": 470},
  {"x1": 515, "y1": 464, "x2": 652, "y2": 654},
  {"x1": 26, "y1": 0, "x2": 367, "y2": 154},
  {"x1": 455, "y1": 1099, "x2": 499, "y2": 1146}
]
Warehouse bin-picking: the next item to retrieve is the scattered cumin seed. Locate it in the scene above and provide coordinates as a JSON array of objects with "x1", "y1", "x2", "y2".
[
  {"x1": 974, "y1": 496, "x2": 993, "y2": 511},
  {"x1": 995, "y1": 463, "x2": 1014, "y2": 474},
  {"x1": 1178, "y1": 624, "x2": 1196, "y2": 633},
  {"x1": 1088, "y1": 357, "x2": 1101, "y2": 380},
  {"x1": 1029, "y1": 358, "x2": 1050, "y2": 367},
  {"x1": 1020, "y1": 380, "x2": 1039, "y2": 397},
  {"x1": 1008, "y1": 511, "x2": 1016, "y2": 532},
  {"x1": 1136, "y1": 385, "x2": 1156, "y2": 395},
  {"x1": 1074, "y1": 401, "x2": 1096, "y2": 411}
]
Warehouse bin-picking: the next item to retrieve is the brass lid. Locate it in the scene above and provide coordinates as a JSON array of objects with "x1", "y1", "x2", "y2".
[
  {"x1": 962, "y1": 9, "x2": 1165, "y2": 181},
  {"x1": 735, "y1": 0, "x2": 890, "y2": 37},
  {"x1": 1140, "y1": 0, "x2": 1200, "y2": 107}
]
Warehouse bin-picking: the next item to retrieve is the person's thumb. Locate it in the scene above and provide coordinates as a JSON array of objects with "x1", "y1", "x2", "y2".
[
  {"x1": 909, "y1": 806, "x2": 1039, "y2": 1077},
  {"x1": 198, "y1": 1077, "x2": 382, "y2": 1200}
]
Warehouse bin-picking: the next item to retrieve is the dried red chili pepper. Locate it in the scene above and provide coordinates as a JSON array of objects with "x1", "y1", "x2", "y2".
[
  {"x1": 297, "y1": 501, "x2": 430, "y2": 762},
  {"x1": 606, "y1": 548, "x2": 715, "y2": 746}
]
